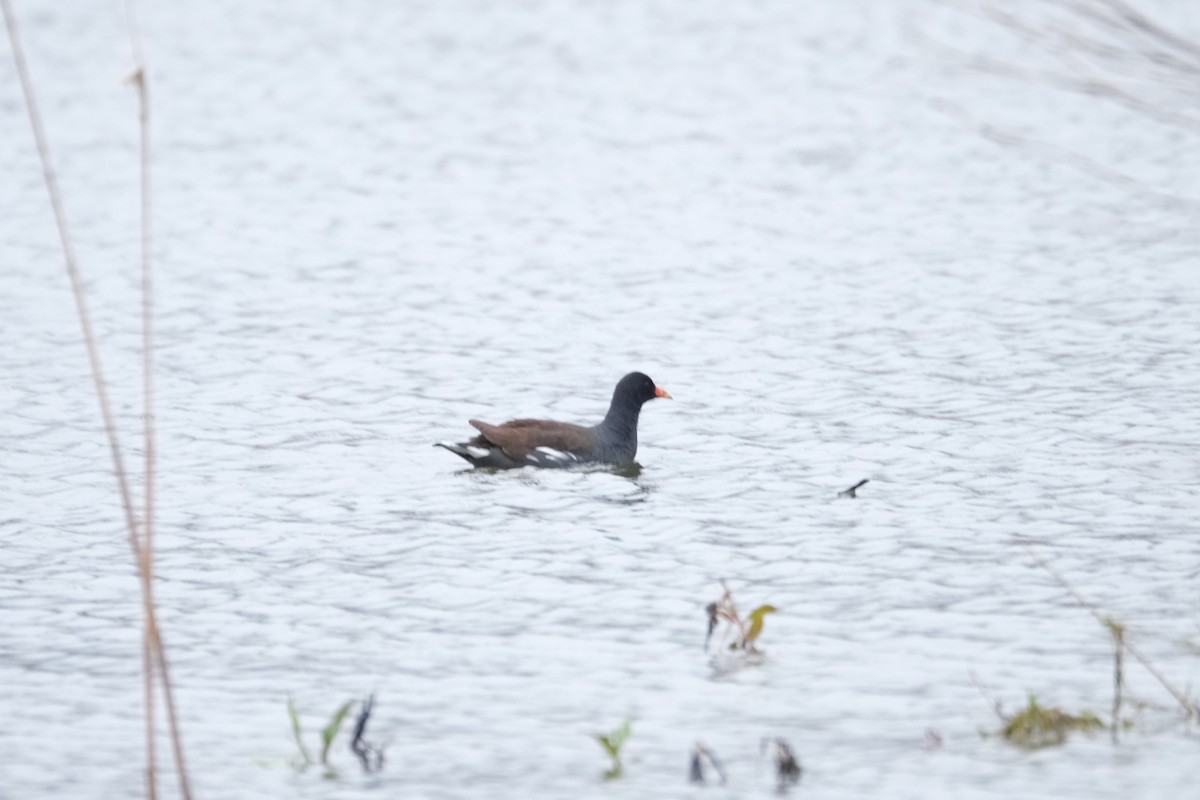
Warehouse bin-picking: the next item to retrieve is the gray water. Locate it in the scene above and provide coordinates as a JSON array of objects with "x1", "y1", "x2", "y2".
[{"x1": 2, "y1": 1, "x2": 1198, "y2": 798}]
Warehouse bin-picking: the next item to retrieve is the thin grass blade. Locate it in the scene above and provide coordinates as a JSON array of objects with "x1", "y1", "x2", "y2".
[
  {"x1": 288, "y1": 698, "x2": 312, "y2": 766},
  {"x1": 320, "y1": 701, "x2": 355, "y2": 766}
]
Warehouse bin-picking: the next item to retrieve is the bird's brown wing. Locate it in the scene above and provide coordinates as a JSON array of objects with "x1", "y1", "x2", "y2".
[{"x1": 468, "y1": 419, "x2": 595, "y2": 460}]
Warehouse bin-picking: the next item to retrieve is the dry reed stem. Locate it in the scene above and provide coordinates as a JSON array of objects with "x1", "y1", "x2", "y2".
[
  {"x1": 1019, "y1": 541, "x2": 1198, "y2": 720},
  {"x1": 1096, "y1": 0, "x2": 1200, "y2": 63},
  {"x1": 142, "y1": 623, "x2": 157, "y2": 798},
  {"x1": 120, "y1": 1, "x2": 158, "y2": 795},
  {"x1": 976, "y1": 1, "x2": 1200, "y2": 130},
  {"x1": 714, "y1": 579, "x2": 748, "y2": 645},
  {"x1": 0, "y1": 3, "x2": 142, "y2": 546},
  {"x1": 923, "y1": 0, "x2": 1200, "y2": 206},
  {"x1": 931, "y1": 98, "x2": 1200, "y2": 209},
  {"x1": 122, "y1": 4, "x2": 193, "y2": 797},
  {"x1": 2, "y1": 2, "x2": 193, "y2": 796},
  {"x1": 930, "y1": 0, "x2": 1200, "y2": 126}
]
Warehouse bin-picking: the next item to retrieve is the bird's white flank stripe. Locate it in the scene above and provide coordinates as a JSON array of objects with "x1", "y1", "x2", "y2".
[{"x1": 535, "y1": 447, "x2": 576, "y2": 463}]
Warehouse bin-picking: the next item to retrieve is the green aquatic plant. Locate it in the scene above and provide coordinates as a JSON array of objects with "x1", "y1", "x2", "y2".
[
  {"x1": 705, "y1": 580, "x2": 778, "y2": 653},
  {"x1": 1000, "y1": 694, "x2": 1104, "y2": 750},
  {"x1": 320, "y1": 701, "x2": 355, "y2": 768},
  {"x1": 288, "y1": 697, "x2": 355, "y2": 775},
  {"x1": 287, "y1": 698, "x2": 312, "y2": 767},
  {"x1": 593, "y1": 717, "x2": 634, "y2": 780},
  {"x1": 745, "y1": 604, "x2": 778, "y2": 649}
]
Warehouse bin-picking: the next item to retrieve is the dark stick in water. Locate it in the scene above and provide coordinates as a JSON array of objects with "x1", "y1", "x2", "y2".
[
  {"x1": 350, "y1": 695, "x2": 385, "y2": 772},
  {"x1": 838, "y1": 479, "x2": 869, "y2": 498}
]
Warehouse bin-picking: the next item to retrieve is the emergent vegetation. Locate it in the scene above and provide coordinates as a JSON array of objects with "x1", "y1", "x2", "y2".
[
  {"x1": 288, "y1": 698, "x2": 355, "y2": 776},
  {"x1": 705, "y1": 579, "x2": 778, "y2": 654},
  {"x1": 593, "y1": 717, "x2": 634, "y2": 780},
  {"x1": 1000, "y1": 694, "x2": 1104, "y2": 750}
]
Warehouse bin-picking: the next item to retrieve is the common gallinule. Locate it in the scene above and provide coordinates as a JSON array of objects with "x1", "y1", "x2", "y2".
[{"x1": 436, "y1": 372, "x2": 672, "y2": 468}]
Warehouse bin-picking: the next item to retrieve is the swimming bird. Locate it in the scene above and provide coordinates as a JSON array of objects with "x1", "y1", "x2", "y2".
[{"x1": 436, "y1": 372, "x2": 672, "y2": 468}]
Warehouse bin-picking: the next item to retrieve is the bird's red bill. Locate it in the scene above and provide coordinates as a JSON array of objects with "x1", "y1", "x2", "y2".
[{"x1": 655, "y1": 386, "x2": 672, "y2": 399}]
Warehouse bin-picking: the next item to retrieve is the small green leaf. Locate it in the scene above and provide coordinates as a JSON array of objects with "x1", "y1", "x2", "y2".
[
  {"x1": 287, "y1": 697, "x2": 312, "y2": 767},
  {"x1": 593, "y1": 734, "x2": 616, "y2": 758},
  {"x1": 320, "y1": 701, "x2": 355, "y2": 766},
  {"x1": 611, "y1": 718, "x2": 633, "y2": 750},
  {"x1": 746, "y1": 605, "x2": 778, "y2": 644},
  {"x1": 593, "y1": 717, "x2": 634, "y2": 777}
]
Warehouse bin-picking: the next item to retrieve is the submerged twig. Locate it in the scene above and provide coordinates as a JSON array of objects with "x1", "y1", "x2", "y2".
[{"x1": 350, "y1": 695, "x2": 385, "y2": 772}]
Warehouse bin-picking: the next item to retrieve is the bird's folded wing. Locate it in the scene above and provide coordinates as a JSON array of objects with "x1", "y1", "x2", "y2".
[{"x1": 469, "y1": 419, "x2": 593, "y2": 460}]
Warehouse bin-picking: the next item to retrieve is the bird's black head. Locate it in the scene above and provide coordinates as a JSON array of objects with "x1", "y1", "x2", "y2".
[
  {"x1": 614, "y1": 371, "x2": 672, "y2": 406},
  {"x1": 600, "y1": 372, "x2": 673, "y2": 440}
]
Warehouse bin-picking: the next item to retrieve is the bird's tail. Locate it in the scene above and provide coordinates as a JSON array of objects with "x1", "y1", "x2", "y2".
[{"x1": 435, "y1": 441, "x2": 492, "y2": 465}]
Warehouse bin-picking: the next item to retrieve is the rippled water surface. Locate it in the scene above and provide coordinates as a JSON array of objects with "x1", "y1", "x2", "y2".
[{"x1": 2, "y1": 1, "x2": 1198, "y2": 798}]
